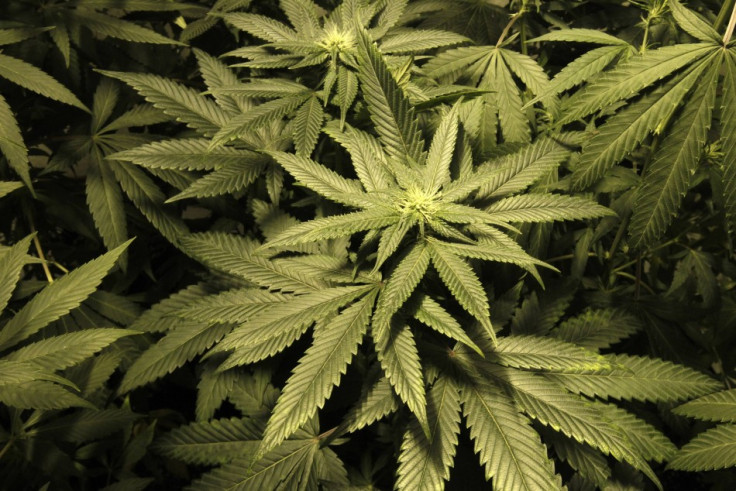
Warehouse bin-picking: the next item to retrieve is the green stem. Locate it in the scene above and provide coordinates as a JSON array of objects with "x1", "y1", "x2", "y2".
[
  {"x1": 715, "y1": 0, "x2": 736, "y2": 33},
  {"x1": 23, "y1": 205, "x2": 54, "y2": 283},
  {"x1": 0, "y1": 438, "x2": 13, "y2": 461},
  {"x1": 496, "y1": 10, "x2": 523, "y2": 47},
  {"x1": 723, "y1": 0, "x2": 736, "y2": 45}
]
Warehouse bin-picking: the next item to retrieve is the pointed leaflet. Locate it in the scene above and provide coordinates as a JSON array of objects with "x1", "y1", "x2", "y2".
[
  {"x1": 373, "y1": 219, "x2": 412, "y2": 272},
  {"x1": 0, "y1": 240, "x2": 131, "y2": 351},
  {"x1": 0, "y1": 53, "x2": 88, "y2": 112},
  {"x1": 0, "y1": 380, "x2": 92, "y2": 410},
  {"x1": 0, "y1": 92, "x2": 31, "y2": 189},
  {"x1": 340, "y1": 376, "x2": 400, "y2": 434},
  {"x1": 176, "y1": 288, "x2": 289, "y2": 324},
  {"x1": 73, "y1": 10, "x2": 186, "y2": 45},
  {"x1": 673, "y1": 389, "x2": 736, "y2": 423},
  {"x1": 0, "y1": 27, "x2": 52, "y2": 46},
  {"x1": 355, "y1": 26, "x2": 424, "y2": 165},
  {"x1": 629, "y1": 56, "x2": 720, "y2": 248},
  {"x1": 490, "y1": 335, "x2": 610, "y2": 373},
  {"x1": 110, "y1": 139, "x2": 265, "y2": 171},
  {"x1": 379, "y1": 29, "x2": 469, "y2": 54},
  {"x1": 323, "y1": 121, "x2": 392, "y2": 191},
  {"x1": 555, "y1": 308, "x2": 641, "y2": 350},
  {"x1": 571, "y1": 56, "x2": 712, "y2": 189},
  {"x1": 119, "y1": 321, "x2": 232, "y2": 393},
  {"x1": 424, "y1": 103, "x2": 459, "y2": 195},
  {"x1": 545, "y1": 353, "x2": 720, "y2": 402},
  {"x1": 154, "y1": 417, "x2": 262, "y2": 465},
  {"x1": 490, "y1": 51, "x2": 530, "y2": 143},
  {"x1": 428, "y1": 239, "x2": 494, "y2": 343},
  {"x1": 91, "y1": 78, "x2": 119, "y2": 133},
  {"x1": 668, "y1": 425, "x2": 736, "y2": 471},
  {"x1": 194, "y1": 48, "x2": 248, "y2": 114},
  {"x1": 99, "y1": 71, "x2": 228, "y2": 136},
  {"x1": 372, "y1": 319, "x2": 428, "y2": 434},
  {"x1": 87, "y1": 150, "x2": 127, "y2": 262},
  {"x1": 413, "y1": 294, "x2": 483, "y2": 355},
  {"x1": 223, "y1": 13, "x2": 298, "y2": 42},
  {"x1": 559, "y1": 44, "x2": 715, "y2": 124},
  {"x1": 485, "y1": 194, "x2": 614, "y2": 223},
  {"x1": 396, "y1": 376, "x2": 461, "y2": 490},
  {"x1": 5, "y1": 328, "x2": 137, "y2": 371},
  {"x1": 259, "y1": 291, "x2": 376, "y2": 455},
  {"x1": 669, "y1": 0, "x2": 721, "y2": 44},
  {"x1": 0, "y1": 235, "x2": 33, "y2": 312},
  {"x1": 530, "y1": 28, "x2": 631, "y2": 46},
  {"x1": 31, "y1": 408, "x2": 141, "y2": 443},
  {"x1": 461, "y1": 380, "x2": 561, "y2": 490},
  {"x1": 596, "y1": 402, "x2": 676, "y2": 463},
  {"x1": 497, "y1": 368, "x2": 660, "y2": 488},
  {"x1": 293, "y1": 96, "x2": 324, "y2": 156},
  {"x1": 723, "y1": 52, "x2": 736, "y2": 236},
  {"x1": 374, "y1": 241, "x2": 431, "y2": 328}
]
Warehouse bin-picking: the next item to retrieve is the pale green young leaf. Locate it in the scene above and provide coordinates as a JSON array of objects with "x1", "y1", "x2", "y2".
[
  {"x1": 0, "y1": 240, "x2": 131, "y2": 351},
  {"x1": 490, "y1": 335, "x2": 611, "y2": 373},
  {"x1": 461, "y1": 380, "x2": 562, "y2": 490},
  {"x1": 559, "y1": 44, "x2": 715, "y2": 124},
  {"x1": 340, "y1": 376, "x2": 399, "y2": 433},
  {"x1": 108, "y1": 160, "x2": 189, "y2": 244},
  {"x1": 572, "y1": 55, "x2": 712, "y2": 189},
  {"x1": 99, "y1": 71, "x2": 228, "y2": 135},
  {"x1": 673, "y1": 389, "x2": 736, "y2": 423},
  {"x1": 179, "y1": 233, "x2": 325, "y2": 292},
  {"x1": 267, "y1": 151, "x2": 368, "y2": 207},
  {"x1": 669, "y1": 0, "x2": 721, "y2": 44},
  {"x1": 5, "y1": 328, "x2": 137, "y2": 371},
  {"x1": 260, "y1": 291, "x2": 376, "y2": 454},
  {"x1": 293, "y1": 96, "x2": 324, "y2": 157},
  {"x1": 374, "y1": 241, "x2": 431, "y2": 327},
  {"x1": 424, "y1": 103, "x2": 459, "y2": 195},
  {"x1": 154, "y1": 417, "x2": 262, "y2": 465},
  {"x1": 110, "y1": 139, "x2": 264, "y2": 171},
  {"x1": 74, "y1": 9, "x2": 185, "y2": 45},
  {"x1": 396, "y1": 376, "x2": 461, "y2": 490},
  {"x1": 168, "y1": 159, "x2": 267, "y2": 201},
  {"x1": 379, "y1": 29, "x2": 469, "y2": 54},
  {"x1": 0, "y1": 95, "x2": 29, "y2": 188},
  {"x1": 372, "y1": 320, "x2": 428, "y2": 433},
  {"x1": 529, "y1": 28, "x2": 631, "y2": 46},
  {"x1": 223, "y1": 13, "x2": 298, "y2": 42},
  {"x1": 0, "y1": 235, "x2": 33, "y2": 313},
  {"x1": 0, "y1": 53, "x2": 88, "y2": 112},
  {"x1": 263, "y1": 208, "x2": 400, "y2": 249},
  {"x1": 546, "y1": 353, "x2": 721, "y2": 402},
  {"x1": 555, "y1": 308, "x2": 641, "y2": 350},
  {"x1": 428, "y1": 239, "x2": 494, "y2": 343},
  {"x1": 209, "y1": 94, "x2": 311, "y2": 147},
  {"x1": 497, "y1": 367, "x2": 660, "y2": 487},
  {"x1": 486, "y1": 194, "x2": 615, "y2": 223},
  {"x1": 0, "y1": 380, "x2": 92, "y2": 410},
  {"x1": 413, "y1": 294, "x2": 483, "y2": 355},
  {"x1": 667, "y1": 425, "x2": 736, "y2": 471},
  {"x1": 722, "y1": 52, "x2": 736, "y2": 236},
  {"x1": 323, "y1": 121, "x2": 393, "y2": 191},
  {"x1": 86, "y1": 154, "x2": 127, "y2": 262},
  {"x1": 191, "y1": 440, "x2": 317, "y2": 490},
  {"x1": 629, "y1": 56, "x2": 720, "y2": 248},
  {"x1": 119, "y1": 321, "x2": 232, "y2": 393},
  {"x1": 355, "y1": 26, "x2": 425, "y2": 165}
]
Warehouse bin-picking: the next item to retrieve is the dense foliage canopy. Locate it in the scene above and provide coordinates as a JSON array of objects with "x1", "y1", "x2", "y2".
[{"x1": 2, "y1": 0, "x2": 736, "y2": 489}]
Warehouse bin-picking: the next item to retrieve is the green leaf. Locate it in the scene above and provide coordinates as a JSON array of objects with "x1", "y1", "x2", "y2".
[
  {"x1": 424, "y1": 103, "x2": 458, "y2": 195},
  {"x1": 490, "y1": 335, "x2": 611, "y2": 373},
  {"x1": 86, "y1": 152, "x2": 128, "y2": 262},
  {"x1": 546, "y1": 353, "x2": 721, "y2": 402},
  {"x1": 0, "y1": 53, "x2": 89, "y2": 112},
  {"x1": 0, "y1": 380, "x2": 92, "y2": 410},
  {"x1": 413, "y1": 294, "x2": 483, "y2": 355},
  {"x1": 555, "y1": 309, "x2": 641, "y2": 350},
  {"x1": 176, "y1": 288, "x2": 289, "y2": 324},
  {"x1": 722, "y1": 52, "x2": 736, "y2": 236},
  {"x1": 73, "y1": 9, "x2": 186, "y2": 45},
  {"x1": 571, "y1": 56, "x2": 712, "y2": 189},
  {"x1": 597, "y1": 402, "x2": 676, "y2": 463},
  {"x1": 461, "y1": 380, "x2": 562, "y2": 490},
  {"x1": 485, "y1": 194, "x2": 615, "y2": 223},
  {"x1": 0, "y1": 240, "x2": 131, "y2": 351},
  {"x1": 154, "y1": 417, "x2": 262, "y2": 465},
  {"x1": 4, "y1": 328, "x2": 137, "y2": 371},
  {"x1": 0, "y1": 235, "x2": 33, "y2": 313},
  {"x1": 529, "y1": 28, "x2": 631, "y2": 46},
  {"x1": 31, "y1": 408, "x2": 141, "y2": 443},
  {"x1": 259, "y1": 291, "x2": 376, "y2": 454},
  {"x1": 340, "y1": 376, "x2": 400, "y2": 433},
  {"x1": 559, "y1": 44, "x2": 715, "y2": 125},
  {"x1": 428, "y1": 239, "x2": 494, "y2": 343},
  {"x1": 673, "y1": 389, "x2": 736, "y2": 423},
  {"x1": 100, "y1": 104, "x2": 172, "y2": 133},
  {"x1": 372, "y1": 320, "x2": 428, "y2": 434},
  {"x1": 293, "y1": 96, "x2": 324, "y2": 157},
  {"x1": 223, "y1": 13, "x2": 298, "y2": 42},
  {"x1": 99, "y1": 70, "x2": 228, "y2": 136},
  {"x1": 0, "y1": 94, "x2": 29, "y2": 189},
  {"x1": 374, "y1": 241, "x2": 431, "y2": 327},
  {"x1": 0, "y1": 27, "x2": 52, "y2": 46},
  {"x1": 355, "y1": 26, "x2": 424, "y2": 165},
  {"x1": 193, "y1": 48, "x2": 247, "y2": 114},
  {"x1": 323, "y1": 121, "x2": 393, "y2": 192},
  {"x1": 669, "y1": 0, "x2": 721, "y2": 44},
  {"x1": 379, "y1": 29, "x2": 469, "y2": 54},
  {"x1": 396, "y1": 376, "x2": 461, "y2": 490},
  {"x1": 629, "y1": 55, "x2": 720, "y2": 247},
  {"x1": 668, "y1": 425, "x2": 736, "y2": 471},
  {"x1": 490, "y1": 51, "x2": 530, "y2": 143}
]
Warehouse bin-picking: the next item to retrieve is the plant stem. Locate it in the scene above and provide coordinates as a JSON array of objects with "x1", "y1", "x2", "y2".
[
  {"x1": 0, "y1": 439, "x2": 13, "y2": 461},
  {"x1": 497, "y1": 10, "x2": 523, "y2": 47},
  {"x1": 723, "y1": 0, "x2": 736, "y2": 45},
  {"x1": 715, "y1": 0, "x2": 736, "y2": 33},
  {"x1": 23, "y1": 206, "x2": 54, "y2": 283}
]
